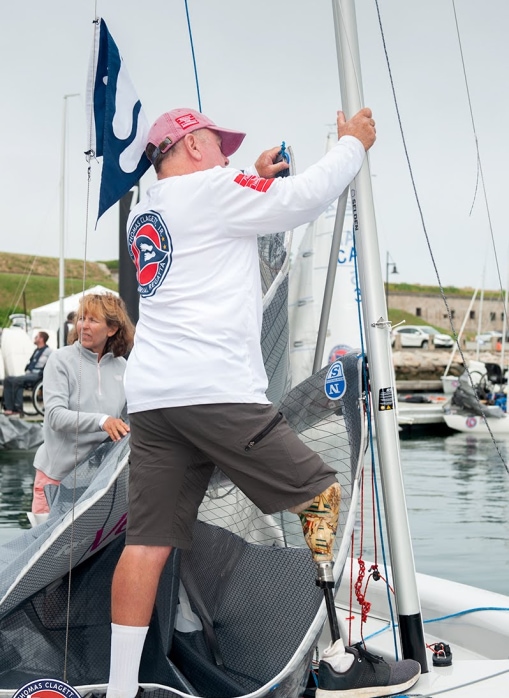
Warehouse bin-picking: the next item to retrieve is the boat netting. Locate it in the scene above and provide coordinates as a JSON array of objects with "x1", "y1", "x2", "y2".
[{"x1": 0, "y1": 229, "x2": 365, "y2": 698}]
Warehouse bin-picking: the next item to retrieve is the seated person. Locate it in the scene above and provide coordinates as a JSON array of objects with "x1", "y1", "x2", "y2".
[
  {"x1": 2, "y1": 331, "x2": 52, "y2": 417},
  {"x1": 31, "y1": 293, "x2": 135, "y2": 515}
]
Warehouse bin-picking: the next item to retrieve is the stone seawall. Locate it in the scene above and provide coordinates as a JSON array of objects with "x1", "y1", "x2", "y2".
[{"x1": 392, "y1": 348, "x2": 505, "y2": 383}]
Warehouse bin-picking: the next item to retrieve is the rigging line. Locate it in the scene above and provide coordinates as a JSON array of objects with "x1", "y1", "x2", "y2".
[
  {"x1": 62, "y1": 166, "x2": 95, "y2": 682},
  {"x1": 468, "y1": 152, "x2": 481, "y2": 218},
  {"x1": 372, "y1": 1, "x2": 453, "y2": 326},
  {"x1": 1, "y1": 255, "x2": 38, "y2": 327},
  {"x1": 365, "y1": 605, "x2": 509, "y2": 641},
  {"x1": 372, "y1": 1, "x2": 509, "y2": 475},
  {"x1": 184, "y1": 0, "x2": 202, "y2": 112},
  {"x1": 448, "y1": 1, "x2": 509, "y2": 471},
  {"x1": 62, "y1": 12, "x2": 99, "y2": 683},
  {"x1": 9, "y1": 259, "x2": 34, "y2": 311},
  {"x1": 351, "y1": 235, "x2": 400, "y2": 657},
  {"x1": 2, "y1": 180, "x2": 64, "y2": 326},
  {"x1": 451, "y1": 0, "x2": 508, "y2": 318}
]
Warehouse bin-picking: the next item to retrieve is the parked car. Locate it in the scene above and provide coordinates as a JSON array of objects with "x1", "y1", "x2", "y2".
[
  {"x1": 391, "y1": 325, "x2": 454, "y2": 349},
  {"x1": 475, "y1": 331, "x2": 504, "y2": 347}
]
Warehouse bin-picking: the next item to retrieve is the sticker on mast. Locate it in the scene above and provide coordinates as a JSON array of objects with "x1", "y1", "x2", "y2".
[{"x1": 378, "y1": 387, "x2": 394, "y2": 411}]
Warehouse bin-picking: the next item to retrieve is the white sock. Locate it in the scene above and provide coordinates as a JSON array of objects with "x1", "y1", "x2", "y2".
[
  {"x1": 321, "y1": 638, "x2": 355, "y2": 673},
  {"x1": 106, "y1": 623, "x2": 149, "y2": 698}
]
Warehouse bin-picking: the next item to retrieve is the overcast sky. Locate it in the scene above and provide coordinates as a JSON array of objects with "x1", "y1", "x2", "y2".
[{"x1": 1, "y1": 0, "x2": 508, "y2": 291}]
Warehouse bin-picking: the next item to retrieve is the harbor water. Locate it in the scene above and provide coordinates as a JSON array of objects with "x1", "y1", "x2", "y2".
[
  {"x1": 402, "y1": 430, "x2": 509, "y2": 595},
  {"x1": 0, "y1": 431, "x2": 508, "y2": 596}
]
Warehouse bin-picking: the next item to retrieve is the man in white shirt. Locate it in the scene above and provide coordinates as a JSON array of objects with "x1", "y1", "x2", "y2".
[{"x1": 106, "y1": 107, "x2": 420, "y2": 698}]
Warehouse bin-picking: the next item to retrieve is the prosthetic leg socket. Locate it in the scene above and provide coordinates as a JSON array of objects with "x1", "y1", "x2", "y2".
[{"x1": 298, "y1": 482, "x2": 341, "y2": 565}]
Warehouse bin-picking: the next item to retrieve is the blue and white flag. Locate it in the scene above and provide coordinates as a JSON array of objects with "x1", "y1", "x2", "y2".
[{"x1": 87, "y1": 18, "x2": 150, "y2": 221}]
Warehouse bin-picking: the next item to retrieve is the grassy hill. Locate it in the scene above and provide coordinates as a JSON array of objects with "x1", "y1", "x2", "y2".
[
  {"x1": 0, "y1": 252, "x2": 118, "y2": 327},
  {"x1": 387, "y1": 308, "x2": 452, "y2": 336},
  {"x1": 387, "y1": 281, "x2": 501, "y2": 300},
  {"x1": 0, "y1": 252, "x2": 481, "y2": 333}
]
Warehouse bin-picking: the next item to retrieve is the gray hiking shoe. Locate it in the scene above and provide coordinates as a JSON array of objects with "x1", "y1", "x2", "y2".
[{"x1": 316, "y1": 643, "x2": 421, "y2": 697}]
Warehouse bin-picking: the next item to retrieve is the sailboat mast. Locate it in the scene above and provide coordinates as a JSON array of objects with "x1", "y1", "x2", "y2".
[{"x1": 331, "y1": 0, "x2": 427, "y2": 669}]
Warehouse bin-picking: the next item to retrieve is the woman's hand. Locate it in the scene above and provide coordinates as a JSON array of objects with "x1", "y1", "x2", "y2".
[{"x1": 102, "y1": 417, "x2": 130, "y2": 441}]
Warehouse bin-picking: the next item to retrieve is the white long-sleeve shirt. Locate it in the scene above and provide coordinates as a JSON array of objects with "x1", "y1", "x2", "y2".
[{"x1": 125, "y1": 135, "x2": 365, "y2": 412}]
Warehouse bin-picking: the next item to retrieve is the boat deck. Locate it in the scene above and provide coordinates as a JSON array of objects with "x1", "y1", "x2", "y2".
[
  {"x1": 397, "y1": 399, "x2": 446, "y2": 426},
  {"x1": 323, "y1": 561, "x2": 509, "y2": 696},
  {"x1": 324, "y1": 603, "x2": 509, "y2": 695}
]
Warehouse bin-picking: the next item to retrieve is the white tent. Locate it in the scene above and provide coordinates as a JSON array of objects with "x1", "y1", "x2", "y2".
[{"x1": 30, "y1": 285, "x2": 119, "y2": 336}]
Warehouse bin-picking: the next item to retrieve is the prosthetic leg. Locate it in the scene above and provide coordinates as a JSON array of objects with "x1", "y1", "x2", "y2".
[
  {"x1": 298, "y1": 485, "x2": 422, "y2": 695},
  {"x1": 298, "y1": 482, "x2": 341, "y2": 642}
]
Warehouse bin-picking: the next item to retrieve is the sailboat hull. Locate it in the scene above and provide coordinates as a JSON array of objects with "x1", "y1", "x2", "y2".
[{"x1": 443, "y1": 412, "x2": 509, "y2": 434}]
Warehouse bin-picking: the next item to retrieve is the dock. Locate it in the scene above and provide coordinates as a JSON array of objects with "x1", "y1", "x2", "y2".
[{"x1": 396, "y1": 380, "x2": 449, "y2": 430}]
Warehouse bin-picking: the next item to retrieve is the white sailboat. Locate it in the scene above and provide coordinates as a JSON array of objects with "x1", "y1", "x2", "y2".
[
  {"x1": 442, "y1": 283, "x2": 509, "y2": 435},
  {"x1": 442, "y1": 359, "x2": 509, "y2": 434},
  {"x1": 289, "y1": 133, "x2": 362, "y2": 389},
  {"x1": 444, "y1": 409, "x2": 509, "y2": 434}
]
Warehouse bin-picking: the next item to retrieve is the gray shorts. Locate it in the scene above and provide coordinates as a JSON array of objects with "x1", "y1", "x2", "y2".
[{"x1": 126, "y1": 403, "x2": 337, "y2": 549}]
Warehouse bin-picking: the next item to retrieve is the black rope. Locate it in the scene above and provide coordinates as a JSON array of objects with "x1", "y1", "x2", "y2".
[
  {"x1": 451, "y1": 0, "x2": 509, "y2": 329},
  {"x1": 373, "y1": 0, "x2": 508, "y2": 475},
  {"x1": 184, "y1": 0, "x2": 202, "y2": 112}
]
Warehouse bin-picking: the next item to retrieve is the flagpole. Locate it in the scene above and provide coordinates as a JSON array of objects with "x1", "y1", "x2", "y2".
[
  {"x1": 59, "y1": 93, "x2": 79, "y2": 347},
  {"x1": 119, "y1": 186, "x2": 140, "y2": 325}
]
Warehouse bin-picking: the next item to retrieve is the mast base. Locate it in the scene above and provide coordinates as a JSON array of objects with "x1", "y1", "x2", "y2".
[{"x1": 399, "y1": 612, "x2": 428, "y2": 673}]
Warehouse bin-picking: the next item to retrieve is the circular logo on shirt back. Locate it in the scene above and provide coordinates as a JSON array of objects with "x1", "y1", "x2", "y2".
[
  {"x1": 128, "y1": 210, "x2": 173, "y2": 297},
  {"x1": 12, "y1": 679, "x2": 82, "y2": 698}
]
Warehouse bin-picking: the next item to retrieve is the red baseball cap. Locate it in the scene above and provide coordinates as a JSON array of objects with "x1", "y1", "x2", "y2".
[{"x1": 146, "y1": 108, "x2": 246, "y2": 163}]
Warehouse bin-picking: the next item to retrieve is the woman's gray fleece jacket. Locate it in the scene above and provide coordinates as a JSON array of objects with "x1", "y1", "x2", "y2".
[{"x1": 33, "y1": 342, "x2": 127, "y2": 481}]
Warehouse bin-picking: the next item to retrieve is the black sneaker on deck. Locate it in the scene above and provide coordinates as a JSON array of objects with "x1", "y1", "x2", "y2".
[{"x1": 316, "y1": 643, "x2": 421, "y2": 697}]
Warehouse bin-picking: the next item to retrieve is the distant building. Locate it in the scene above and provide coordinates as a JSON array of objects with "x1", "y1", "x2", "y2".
[{"x1": 387, "y1": 287, "x2": 505, "y2": 335}]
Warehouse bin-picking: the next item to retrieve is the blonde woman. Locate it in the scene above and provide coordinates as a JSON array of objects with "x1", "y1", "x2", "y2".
[{"x1": 31, "y1": 293, "x2": 135, "y2": 516}]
